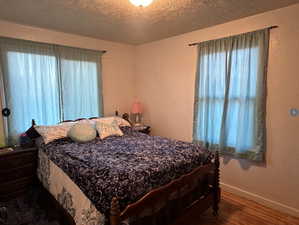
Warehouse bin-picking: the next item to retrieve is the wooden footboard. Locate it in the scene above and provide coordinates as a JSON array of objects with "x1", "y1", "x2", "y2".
[{"x1": 110, "y1": 151, "x2": 220, "y2": 225}]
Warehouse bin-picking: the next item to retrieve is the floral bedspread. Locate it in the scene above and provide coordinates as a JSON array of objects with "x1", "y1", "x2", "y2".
[{"x1": 39, "y1": 127, "x2": 212, "y2": 216}]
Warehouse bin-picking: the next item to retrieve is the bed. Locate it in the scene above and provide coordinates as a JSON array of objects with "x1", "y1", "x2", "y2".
[{"x1": 34, "y1": 120, "x2": 220, "y2": 225}]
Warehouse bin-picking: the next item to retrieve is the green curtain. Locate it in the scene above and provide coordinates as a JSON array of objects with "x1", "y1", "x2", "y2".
[
  {"x1": 0, "y1": 37, "x2": 104, "y2": 144},
  {"x1": 56, "y1": 46, "x2": 104, "y2": 120},
  {"x1": 193, "y1": 28, "x2": 269, "y2": 162}
]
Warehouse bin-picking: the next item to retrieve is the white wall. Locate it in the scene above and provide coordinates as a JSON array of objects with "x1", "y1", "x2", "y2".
[
  {"x1": 135, "y1": 4, "x2": 299, "y2": 216},
  {"x1": 0, "y1": 20, "x2": 137, "y2": 144}
]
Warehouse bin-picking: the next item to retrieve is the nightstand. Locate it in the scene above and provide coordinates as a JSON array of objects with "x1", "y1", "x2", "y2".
[
  {"x1": 0, "y1": 146, "x2": 38, "y2": 201},
  {"x1": 133, "y1": 125, "x2": 151, "y2": 135}
]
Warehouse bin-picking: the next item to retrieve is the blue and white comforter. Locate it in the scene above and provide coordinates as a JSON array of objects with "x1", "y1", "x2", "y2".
[{"x1": 39, "y1": 127, "x2": 212, "y2": 215}]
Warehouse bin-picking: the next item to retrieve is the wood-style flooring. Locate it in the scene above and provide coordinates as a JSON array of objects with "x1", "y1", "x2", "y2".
[
  {"x1": 1, "y1": 186, "x2": 298, "y2": 225},
  {"x1": 177, "y1": 191, "x2": 299, "y2": 225}
]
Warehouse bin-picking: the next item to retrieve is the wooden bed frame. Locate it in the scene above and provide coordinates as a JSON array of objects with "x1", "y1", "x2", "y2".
[
  {"x1": 31, "y1": 119, "x2": 220, "y2": 225},
  {"x1": 110, "y1": 151, "x2": 220, "y2": 225}
]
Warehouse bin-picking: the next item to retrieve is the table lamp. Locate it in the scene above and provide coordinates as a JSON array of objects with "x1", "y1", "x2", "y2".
[{"x1": 131, "y1": 102, "x2": 143, "y2": 126}]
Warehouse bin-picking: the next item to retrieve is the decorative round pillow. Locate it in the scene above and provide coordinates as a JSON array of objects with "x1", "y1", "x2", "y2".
[{"x1": 68, "y1": 123, "x2": 97, "y2": 143}]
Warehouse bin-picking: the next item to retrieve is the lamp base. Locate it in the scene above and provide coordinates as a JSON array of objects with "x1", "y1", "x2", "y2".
[{"x1": 131, "y1": 113, "x2": 143, "y2": 126}]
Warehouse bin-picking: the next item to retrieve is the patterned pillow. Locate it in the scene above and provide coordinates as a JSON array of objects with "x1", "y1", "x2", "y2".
[
  {"x1": 91, "y1": 116, "x2": 131, "y2": 127},
  {"x1": 59, "y1": 119, "x2": 91, "y2": 127},
  {"x1": 96, "y1": 119, "x2": 123, "y2": 139},
  {"x1": 34, "y1": 125, "x2": 71, "y2": 144},
  {"x1": 68, "y1": 123, "x2": 97, "y2": 143}
]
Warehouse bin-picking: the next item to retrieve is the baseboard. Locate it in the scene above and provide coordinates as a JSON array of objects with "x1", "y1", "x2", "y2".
[{"x1": 220, "y1": 182, "x2": 299, "y2": 218}]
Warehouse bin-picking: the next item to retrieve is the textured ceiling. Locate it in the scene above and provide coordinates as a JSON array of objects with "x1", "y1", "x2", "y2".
[{"x1": 0, "y1": 0, "x2": 298, "y2": 44}]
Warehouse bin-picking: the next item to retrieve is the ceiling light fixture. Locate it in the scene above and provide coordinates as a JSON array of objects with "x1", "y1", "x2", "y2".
[{"x1": 129, "y1": 0, "x2": 153, "y2": 7}]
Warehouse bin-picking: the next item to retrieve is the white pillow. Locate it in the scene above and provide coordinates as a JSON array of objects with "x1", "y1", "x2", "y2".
[
  {"x1": 96, "y1": 119, "x2": 123, "y2": 139},
  {"x1": 68, "y1": 123, "x2": 97, "y2": 143},
  {"x1": 59, "y1": 119, "x2": 91, "y2": 127},
  {"x1": 34, "y1": 125, "x2": 70, "y2": 144},
  {"x1": 58, "y1": 121, "x2": 76, "y2": 127},
  {"x1": 91, "y1": 116, "x2": 131, "y2": 127}
]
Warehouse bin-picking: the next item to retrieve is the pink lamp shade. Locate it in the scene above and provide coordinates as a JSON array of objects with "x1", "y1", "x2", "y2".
[{"x1": 131, "y1": 102, "x2": 142, "y2": 114}]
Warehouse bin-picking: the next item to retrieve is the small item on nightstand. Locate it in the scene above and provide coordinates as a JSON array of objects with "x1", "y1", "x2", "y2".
[
  {"x1": 0, "y1": 147, "x2": 13, "y2": 155},
  {"x1": 133, "y1": 125, "x2": 151, "y2": 135}
]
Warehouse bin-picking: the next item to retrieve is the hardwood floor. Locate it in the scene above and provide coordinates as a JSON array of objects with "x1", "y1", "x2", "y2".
[
  {"x1": 1, "y1": 186, "x2": 298, "y2": 225},
  {"x1": 177, "y1": 191, "x2": 299, "y2": 225}
]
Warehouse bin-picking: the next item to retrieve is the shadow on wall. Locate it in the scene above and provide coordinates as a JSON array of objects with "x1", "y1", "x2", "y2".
[{"x1": 221, "y1": 155, "x2": 267, "y2": 170}]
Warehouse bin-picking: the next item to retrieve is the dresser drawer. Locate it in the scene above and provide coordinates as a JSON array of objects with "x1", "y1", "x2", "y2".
[
  {"x1": 0, "y1": 188, "x2": 29, "y2": 201},
  {"x1": 0, "y1": 176, "x2": 36, "y2": 194},
  {"x1": 0, "y1": 163, "x2": 37, "y2": 183},
  {"x1": 0, "y1": 151, "x2": 37, "y2": 170},
  {"x1": 0, "y1": 147, "x2": 37, "y2": 201}
]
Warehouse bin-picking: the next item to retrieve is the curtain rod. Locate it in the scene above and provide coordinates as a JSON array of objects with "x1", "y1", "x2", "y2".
[
  {"x1": 188, "y1": 25, "x2": 278, "y2": 47},
  {"x1": 0, "y1": 35, "x2": 107, "y2": 54}
]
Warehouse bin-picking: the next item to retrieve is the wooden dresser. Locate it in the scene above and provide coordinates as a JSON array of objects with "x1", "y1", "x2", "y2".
[{"x1": 0, "y1": 146, "x2": 38, "y2": 201}]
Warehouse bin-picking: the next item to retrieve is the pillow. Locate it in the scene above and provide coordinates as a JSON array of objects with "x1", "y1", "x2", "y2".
[
  {"x1": 34, "y1": 125, "x2": 71, "y2": 144},
  {"x1": 59, "y1": 119, "x2": 91, "y2": 127},
  {"x1": 68, "y1": 123, "x2": 97, "y2": 143},
  {"x1": 58, "y1": 121, "x2": 76, "y2": 127},
  {"x1": 96, "y1": 119, "x2": 123, "y2": 139},
  {"x1": 116, "y1": 117, "x2": 131, "y2": 127},
  {"x1": 59, "y1": 120, "x2": 73, "y2": 123},
  {"x1": 91, "y1": 116, "x2": 131, "y2": 127}
]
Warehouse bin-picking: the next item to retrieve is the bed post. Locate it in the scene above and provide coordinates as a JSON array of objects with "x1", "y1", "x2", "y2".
[
  {"x1": 212, "y1": 151, "x2": 220, "y2": 216},
  {"x1": 110, "y1": 197, "x2": 121, "y2": 225}
]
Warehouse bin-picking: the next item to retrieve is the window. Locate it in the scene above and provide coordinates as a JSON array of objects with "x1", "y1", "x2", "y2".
[
  {"x1": 0, "y1": 38, "x2": 103, "y2": 144},
  {"x1": 58, "y1": 47, "x2": 103, "y2": 121},
  {"x1": 193, "y1": 29, "x2": 269, "y2": 161}
]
